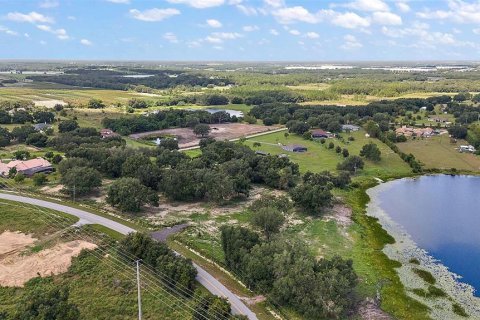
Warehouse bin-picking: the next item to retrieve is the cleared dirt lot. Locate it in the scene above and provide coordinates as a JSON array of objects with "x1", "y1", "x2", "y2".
[
  {"x1": 129, "y1": 123, "x2": 279, "y2": 149},
  {"x1": 0, "y1": 231, "x2": 96, "y2": 287}
]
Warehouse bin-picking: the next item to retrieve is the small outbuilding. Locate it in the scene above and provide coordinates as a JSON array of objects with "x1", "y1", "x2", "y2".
[
  {"x1": 283, "y1": 144, "x2": 308, "y2": 152},
  {"x1": 100, "y1": 128, "x2": 119, "y2": 139},
  {"x1": 341, "y1": 124, "x2": 360, "y2": 132},
  {"x1": 33, "y1": 123, "x2": 52, "y2": 132},
  {"x1": 255, "y1": 151, "x2": 270, "y2": 156}
]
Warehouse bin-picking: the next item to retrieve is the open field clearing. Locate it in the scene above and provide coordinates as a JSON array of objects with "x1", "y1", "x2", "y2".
[
  {"x1": 245, "y1": 129, "x2": 411, "y2": 178},
  {"x1": 130, "y1": 123, "x2": 279, "y2": 149},
  {"x1": 397, "y1": 135, "x2": 480, "y2": 171},
  {"x1": 0, "y1": 87, "x2": 170, "y2": 105}
]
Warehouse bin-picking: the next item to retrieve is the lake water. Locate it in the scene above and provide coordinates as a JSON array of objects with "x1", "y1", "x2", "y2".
[{"x1": 375, "y1": 175, "x2": 480, "y2": 296}]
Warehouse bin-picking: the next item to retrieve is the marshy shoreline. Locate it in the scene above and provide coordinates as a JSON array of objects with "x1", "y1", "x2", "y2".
[{"x1": 366, "y1": 176, "x2": 480, "y2": 319}]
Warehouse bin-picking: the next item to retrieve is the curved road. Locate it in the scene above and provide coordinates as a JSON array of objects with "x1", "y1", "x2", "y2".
[{"x1": 0, "y1": 192, "x2": 257, "y2": 320}]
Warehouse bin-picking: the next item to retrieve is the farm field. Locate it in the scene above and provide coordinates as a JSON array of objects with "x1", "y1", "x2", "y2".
[
  {"x1": 397, "y1": 135, "x2": 480, "y2": 171},
  {"x1": 245, "y1": 129, "x2": 411, "y2": 179}
]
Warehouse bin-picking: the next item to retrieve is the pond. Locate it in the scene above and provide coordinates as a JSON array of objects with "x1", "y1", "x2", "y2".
[
  {"x1": 372, "y1": 175, "x2": 480, "y2": 296},
  {"x1": 204, "y1": 108, "x2": 243, "y2": 118}
]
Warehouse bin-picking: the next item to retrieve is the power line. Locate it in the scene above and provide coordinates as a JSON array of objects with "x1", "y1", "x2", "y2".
[{"x1": 0, "y1": 179, "x2": 232, "y2": 320}]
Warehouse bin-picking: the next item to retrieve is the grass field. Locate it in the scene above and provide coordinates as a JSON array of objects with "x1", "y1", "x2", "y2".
[
  {"x1": 244, "y1": 129, "x2": 412, "y2": 179},
  {"x1": 397, "y1": 134, "x2": 480, "y2": 171}
]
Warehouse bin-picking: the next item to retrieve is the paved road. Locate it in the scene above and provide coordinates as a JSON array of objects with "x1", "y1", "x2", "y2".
[{"x1": 0, "y1": 192, "x2": 257, "y2": 320}]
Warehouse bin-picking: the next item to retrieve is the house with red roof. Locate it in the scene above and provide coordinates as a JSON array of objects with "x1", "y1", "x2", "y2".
[{"x1": 0, "y1": 158, "x2": 53, "y2": 177}]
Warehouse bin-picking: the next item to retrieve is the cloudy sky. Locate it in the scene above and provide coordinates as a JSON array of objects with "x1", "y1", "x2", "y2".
[{"x1": 1, "y1": 0, "x2": 480, "y2": 61}]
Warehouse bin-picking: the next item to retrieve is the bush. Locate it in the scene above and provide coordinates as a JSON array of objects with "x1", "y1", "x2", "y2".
[
  {"x1": 14, "y1": 173, "x2": 25, "y2": 182},
  {"x1": 106, "y1": 177, "x2": 159, "y2": 212},
  {"x1": 32, "y1": 173, "x2": 47, "y2": 186},
  {"x1": 337, "y1": 156, "x2": 364, "y2": 173},
  {"x1": 360, "y1": 143, "x2": 381, "y2": 161}
]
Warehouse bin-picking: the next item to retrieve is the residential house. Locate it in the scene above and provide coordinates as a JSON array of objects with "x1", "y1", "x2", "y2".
[
  {"x1": 395, "y1": 126, "x2": 434, "y2": 137},
  {"x1": 0, "y1": 158, "x2": 53, "y2": 177},
  {"x1": 282, "y1": 144, "x2": 308, "y2": 152},
  {"x1": 100, "y1": 128, "x2": 119, "y2": 139},
  {"x1": 311, "y1": 129, "x2": 330, "y2": 139},
  {"x1": 341, "y1": 124, "x2": 360, "y2": 132},
  {"x1": 255, "y1": 151, "x2": 270, "y2": 156},
  {"x1": 428, "y1": 117, "x2": 449, "y2": 123},
  {"x1": 33, "y1": 123, "x2": 51, "y2": 132}
]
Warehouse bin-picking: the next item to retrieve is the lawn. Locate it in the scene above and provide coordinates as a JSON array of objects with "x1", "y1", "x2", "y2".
[
  {"x1": 397, "y1": 134, "x2": 480, "y2": 172},
  {"x1": 244, "y1": 129, "x2": 411, "y2": 179}
]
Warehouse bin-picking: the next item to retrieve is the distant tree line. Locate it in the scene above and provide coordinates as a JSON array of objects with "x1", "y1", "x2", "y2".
[{"x1": 28, "y1": 69, "x2": 232, "y2": 90}]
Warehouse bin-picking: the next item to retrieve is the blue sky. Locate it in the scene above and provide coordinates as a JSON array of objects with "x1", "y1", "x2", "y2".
[{"x1": 1, "y1": 0, "x2": 480, "y2": 61}]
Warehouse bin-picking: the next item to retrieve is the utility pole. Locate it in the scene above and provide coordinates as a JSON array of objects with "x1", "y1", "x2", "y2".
[
  {"x1": 136, "y1": 260, "x2": 142, "y2": 320},
  {"x1": 73, "y1": 184, "x2": 76, "y2": 202}
]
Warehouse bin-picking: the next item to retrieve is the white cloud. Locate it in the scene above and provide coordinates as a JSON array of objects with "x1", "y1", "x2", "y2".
[
  {"x1": 106, "y1": 0, "x2": 130, "y2": 3},
  {"x1": 417, "y1": 0, "x2": 480, "y2": 24},
  {"x1": 381, "y1": 22, "x2": 467, "y2": 47},
  {"x1": 305, "y1": 31, "x2": 320, "y2": 39},
  {"x1": 7, "y1": 11, "x2": 53, "y2": 24},
  {"x1": 39, "y1": 0, "x2": 59, "y2": 8},
  {"x1": 342, "y1": 34, "x2": 362, "y2": 49},
  {"x1": 289, "y1": 29, "x2": 300, "y2": 35},
  {"x1": 187, "y1": 40, "x2": 201, "y2": 48},
  {"x1": 345, "y1": 0, "x2": 389, "y2": 12},
  {"x1": 24, "y1": 33, "x2": 30, "y2": 37},
  {"x1": 272, "y1": 6, "x2": 321, "y2": 24},
  {"x1": 264, "y1": 0, "x2": 284, "y2": 8},
  {"x1": 80, "y1": 39, "x2": 93, "y2": 46},
  {"x1": 211, "y1": 32, "x2": 242, "y2": 39},
  {"x1": 0, "y1": 25, "x2": 18, "y2": 36},
  {"x1": 206, "y1": 19, "x2": 222, "y2": 28},
  {"x1": 243, "y1": 25, "x2": 259, "y2": 32},
  {"x1": 205, "y1": 36, "x2": 222, "y2": 43},
  {"x1": 396, "y1": 1, "x2": 410, "y2": 13},
  {"x1": 67, "y1": 16, "x2": 76, "y2": 20},
  {"x1": 332, "y1": 12, "x2": 370, "y2": 29},
  {"x1": 474, "y1": 28, "x2": 480, "y2": 34},
  {"x1": 213, "y1": 45, "x2": 223, "y2": 50},
  {"x1": 163, "y1": 32, "x2": 179, "y2": 43},
  {"x1": 270, "y1": 28, "x2": 279, "y2": 35},
  {"x1": 167, "y1": 0, "x2": 224, "y2": 9},
  {"x1": 235, "y1": 4, "x2": 258, "y2": 16},
  {"x1": 39, "y1": 40, "x2": 47, "y2": 45},
  {"x1": 129, "y1": 8, "x2": 180, "y2": 22},
  {"x1": 372, "y1": 11, "x2": 402, "y2": 25},
  {"x1": 37, "y1": 24, "x2": 69, "y2": 40}
]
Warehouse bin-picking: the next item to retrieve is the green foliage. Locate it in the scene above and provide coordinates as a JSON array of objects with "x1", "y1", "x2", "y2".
[
  {"x1": 250, "y1": 207, "x2": 285, "y2": 240},
  {"x1": 192, "y1": 290, "x2": 232, "y2": 320},
  {"x1": 360, "y1": 143, "x2": 382, "y2": 162},
  {"x1": 119, "y1": 233, "x2": 197, "y2": 295},
  {"x1": 337, "y1": 156, "x2": 365, "y2": 173},
  {"x1": 448, "y1": 125, "x2": 468, "y2": 139},
  {"x1": 11, "y1": 126, "x2": 36, "y2": 143},
  {"x1": 13, "y1": 150, "x2": 30, "y2": 160},
  {"x1": 106, "y1": 177, "x2": 159, "y2": 212},
  {"x1": 32, "y1": 173, "x2": 47, "y2": 186},
  {"x1": 159, "y1": 138, "x2": 178, "y2": 150},
  {"x1": 193, "y1": 123, "x2": 211, "y2": 137},
  {"x1": 87, "y1": 98, "x2": 105, "y2": 109},
  {"x1": 412, "y1": 268, "x2": 436, "y2": 285},
  {"x1": 14, "y1": 173, "x2": 25, "y2": 182},
  {"x1": 14, "y1": 280, "x2": 80, "y2": 320},
  {"x1": 452, "y1": 303, "x2": 469, "y2": 317},
  {"x1": 61, "y1": 166, "x2": 102, "y2": 196},
  {"x1": 290, "y1": 183, "x2": 333, "y2": 215},
  {"x1": 0, "y1": 127, "x2": 11, "y2": 147},
  {"x1": 58, "y1": 120, "x2": 79, "y2": 133},
  {"x1": 26, "y1": 133, "x2": 48, "y2": 148}
]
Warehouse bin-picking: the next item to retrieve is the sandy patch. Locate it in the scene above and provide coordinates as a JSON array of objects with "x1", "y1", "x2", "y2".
[
  {"x1": 33, "y1": 99, "x2": 66, "y2": 108},
  {"x1": 358, "y1": 298, "x2": 392, "y2": 320},
  {"x1": 0, "y1": 231, "x2": 96, "y2": 287},
  {"x1": 129, "y1": 123, "x2": 278, "y2": 149},
  {"x1": 0, "y1": 231, "x2": 36, "y2": 256},
  {"x1": 323, "y1": 203, "x2": 352, "y2": 228},
  {"x1": 40, "y1": 184, "x2": 64, "y2": 195}
]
